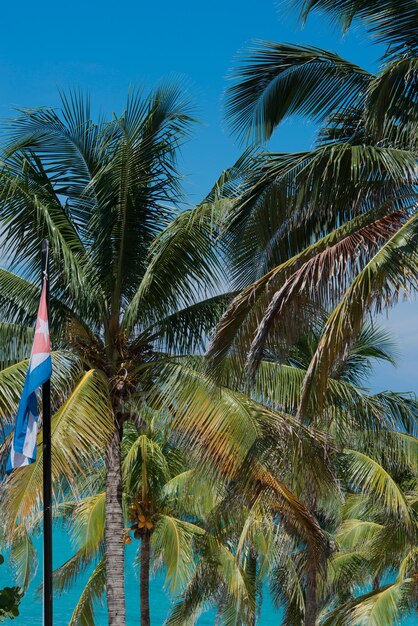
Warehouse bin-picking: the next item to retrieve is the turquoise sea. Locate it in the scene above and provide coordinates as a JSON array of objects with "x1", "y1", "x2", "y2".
[{"x1": 0, "y1": 529, "x2": 415, "y2": 625}]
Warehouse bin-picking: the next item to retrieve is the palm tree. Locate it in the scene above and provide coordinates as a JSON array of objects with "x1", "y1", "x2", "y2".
[
  {"x1": 48, "y1": 415, "x2": 214, "y2": 626},
  {"x1": 123, "y1": 417, "x2": 209, "y2": 626},
  {"x1": 321, "y1": 439, "x2": 418, "y2": 625},
  {"x1": 204, "y1": 14, "x2": 418, "y2": 620},
  {"x1": 0, "y1": 87, "x2": 233, "y2": 624}
]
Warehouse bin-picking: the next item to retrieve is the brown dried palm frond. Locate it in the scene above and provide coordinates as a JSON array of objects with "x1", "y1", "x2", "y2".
[
  {"x1": 298, "y1": 208, "x2": 418, "y2": 419},
  {"x1": 244, "y1": 209, "x2": 408, "y2": 382},
  {"x1": 208, "y1": 198, "x2": 413, "y2": 380}
]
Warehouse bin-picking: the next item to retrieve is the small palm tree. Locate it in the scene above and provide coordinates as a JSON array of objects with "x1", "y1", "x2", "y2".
[
  {"x1": 50, "y1": 415, "x2": 213, "y2": 626},
  {"x1": 123, "y1": 418, "x2": 208, "y2": 626}
]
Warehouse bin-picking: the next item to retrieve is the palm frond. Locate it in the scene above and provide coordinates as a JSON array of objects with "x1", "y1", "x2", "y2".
[
  {"x1": 0, "y1": 268, "x2": 75, "y2": 330},
  {"x1": 296, "y1": 0, "x2": 418, "y2": 57},
  {"x1": 208, "y1": 198, "x2": 414, "y2": 373},
  {"x1": 52, "y1": 545, "x2": 103, "y2": 596},
  {"x1": 68, "y1": 556, "x2": 106, "y2": 626},
  {"x1": 226, "y1": 41, "x2": 371, "y2": 142},
  {"x1": 398, "y1": 547, "x2": 418, "y2": 580},
  {"x1": 91, "y1": 84, "x2": 195, "y2": 313},
  {"x1": 298, "y1": 209, "x2": 418, "y2": 416},
  {"x1": 342, "y1": 449, "x2": 412, "y2": 525},
  {"x1": 69, "y1": 493, "x2": 106, "y2": 557},
  {"x1": 138, "y1": 293, "x2": 235, "y2": 355},
  {"x1": 2, "y1": 369, "x2": 112, "y2": 536},
  {"x1": 0, "y1": 351, "x2": 81, "y2": 433},
  {"x1": 162, "y1": 470, "x2": 222, "y2": 519},
  {"x1": 326, "y1": 551, "x2": 371, "y2": 594},
  {"x1": 250, "y1": 145, "x2": 416, "y2": 219},
  {"x1": 366, "y1": 57, "x2": 418, "y2": 149},
  {"x1": 0, "y1": 161, "x2": 102, "y2": 317},
  {"x1": 4, "y1": 90, "x2": 103, "y2": 204},
  {"x1": 321, "y1": 578, "x2": 415, "y2": 626},
  {"x1": 123, "y1": 199, "x2": 227, "y2": 332},
  {"x1": 152, "y1": 515, "x2": 202, "y2": 593},
  {"x1": 0, "y1": 322, "x2": 34, "y2": 369},
  {"x1": 335, "y1": 519, "x2": 383, "y2": 551},
  {"x1": 9, "y1": 526, "x2": 37, "y2": 590}
]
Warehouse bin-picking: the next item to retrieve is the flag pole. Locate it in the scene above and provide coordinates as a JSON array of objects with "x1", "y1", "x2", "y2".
[{"x1": 41, "y1": 239, "x2": 52, "y2": 626}]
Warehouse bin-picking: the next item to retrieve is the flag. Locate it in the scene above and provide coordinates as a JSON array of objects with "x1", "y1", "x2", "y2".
[{"x1": 7, "y1": 278, "x2": 52, "y2": 472}]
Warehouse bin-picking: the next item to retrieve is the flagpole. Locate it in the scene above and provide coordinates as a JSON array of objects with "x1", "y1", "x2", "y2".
[{"x1": 41, "y1": 239, "x2": 53, "y2": 626}]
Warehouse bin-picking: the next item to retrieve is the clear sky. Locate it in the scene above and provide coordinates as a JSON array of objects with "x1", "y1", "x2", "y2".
[{"x1": 1, "y1": 0, "x2": 417, "y2": 396}]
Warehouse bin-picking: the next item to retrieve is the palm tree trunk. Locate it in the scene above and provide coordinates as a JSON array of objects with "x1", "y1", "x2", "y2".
[
  {"x1": 304, "y1": 559, "x2": 317, "y2": 626},
  {"x1": 247, "y1": 548, "x2": 257, "y2": 626},
  {"x1": 140, "y1": 531, "x2": 151, "y2": 626},
  {"x1": 105, "y1": 417, "x2": 126, "y2": 625}
]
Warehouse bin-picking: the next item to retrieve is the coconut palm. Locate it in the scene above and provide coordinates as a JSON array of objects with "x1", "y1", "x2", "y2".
[
  {"x1": 205, "y1": 24, "x2": 418, "y2": 623},
  {"x1": 124, "y1": 418, "x2": 213, "y2": 626},
  {"x1": 48, "y1": 378, "x2": 330, "y2": 626},
  {"x1": 321, "y1": 440, "x2": 418, "y2": 626},
  {"x1": 0, "y1": 86, "x2": 237, "y2": 624},
  {"x1": 49, "y1": 415, "x2": 216, "y2": 626}
]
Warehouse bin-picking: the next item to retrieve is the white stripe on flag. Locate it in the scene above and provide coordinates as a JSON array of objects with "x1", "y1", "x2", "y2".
[
  {"x1": 9, "y1": 444, "x2": 30, "y2": 469},
  {"x1": 30, "y1": 352, "x2": 50, "y2": 372},
  {"x1": 22, "y1": 410, "x2": 37, "y2": 459}
]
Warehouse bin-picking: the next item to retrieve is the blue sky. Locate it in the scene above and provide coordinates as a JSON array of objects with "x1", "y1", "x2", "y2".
[{"x1": 1, "y1": 0, "x2": 417, "y2": 395}]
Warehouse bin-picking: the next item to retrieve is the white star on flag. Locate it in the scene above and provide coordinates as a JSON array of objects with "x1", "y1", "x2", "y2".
[{"x1": 35, "y1": 317, "x2": 49, "y2": 341}]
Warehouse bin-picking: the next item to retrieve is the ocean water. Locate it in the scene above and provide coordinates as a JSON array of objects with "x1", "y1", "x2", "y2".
[
  {"x1": 0, "y1": 528, "x2": 415, "y2": 625},
  {"x1": 0, "y1": 528, "x2": 280, "y2": 625}
]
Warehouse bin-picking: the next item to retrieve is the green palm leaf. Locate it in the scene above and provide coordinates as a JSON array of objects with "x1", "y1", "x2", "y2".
[
  {"x1": 226, "y1": 42, "x2": 371, "y2": 142},
  {"x1": 68, "y1": 556, "x2": 106, "y2": 626},
  {"x1": 208, "y1": 199, "x2": 413, "y2": 371},
  {"x1": 321, "y1": 578, "x2": 414, "y2": 626},
  {"x1": 298, "y1": 208, "x2": 418, "y2": 415},
  {"x1": 0, "y1": 322, "x2": 34, "y2": 369},
  {"x1": 296, "y1": 0, "x2": 418, "y2": 56},
  {"x1": 336, "y1": 519, "x2": 383, "y2": 551},
  {"x1": 9, "y1": 527, "x2": 37, "y2": 591},
  {"x1": 0, "y1": 351, "x2": 81, "y2": 430},
  {"x1": 2, "y1": 369, "x2": 112, "y2": 536},
  {"x1": 152, "y1": 515, "x2": 202, "y2": 593},
  {"x1": 123, "y1": 199, "x2": 227, "y2": 332},
  {"x1": 342, "y1": 449, "x2": 412, "y2": 525}
]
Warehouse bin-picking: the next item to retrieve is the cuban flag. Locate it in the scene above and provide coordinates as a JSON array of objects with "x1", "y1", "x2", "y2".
[{"x1": 7, "y1": 279, "x2": 52, "y2": 472}]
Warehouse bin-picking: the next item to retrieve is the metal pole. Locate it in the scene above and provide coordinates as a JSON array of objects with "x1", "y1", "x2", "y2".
[{"x1": 41, "y1": 239, "x2": 52, "y2": 626}]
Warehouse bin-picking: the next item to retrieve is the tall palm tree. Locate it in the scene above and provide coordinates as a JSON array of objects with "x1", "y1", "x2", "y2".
[
  {"x1": 0, "y1": 90, "x2": 328, "y2": 625},
  {"x1": 0, "y1": 87, "x2": 233, "y2": 624},
  {"x1": 208, "y1": 3, "x2": 418, "y2": 621}
]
